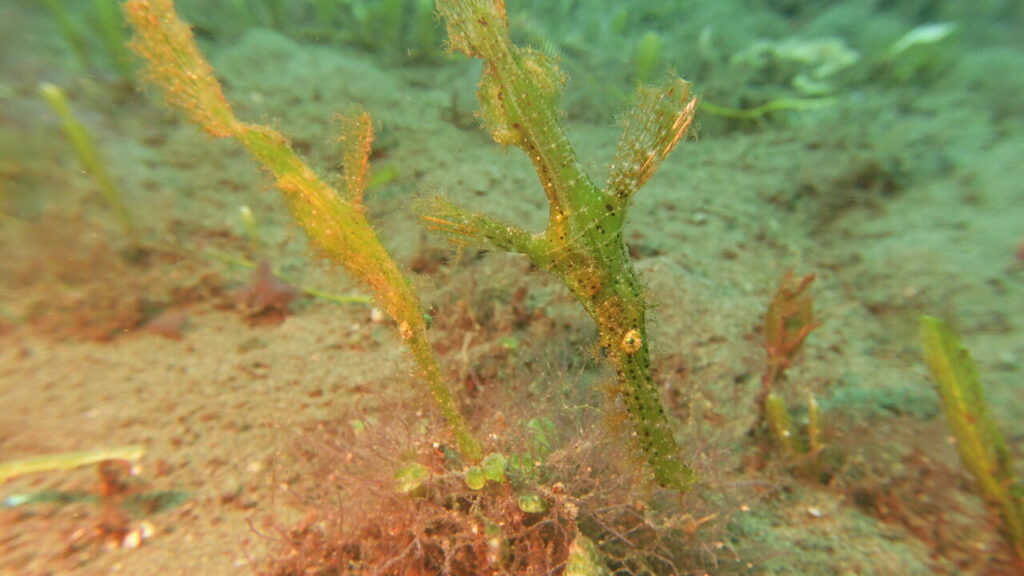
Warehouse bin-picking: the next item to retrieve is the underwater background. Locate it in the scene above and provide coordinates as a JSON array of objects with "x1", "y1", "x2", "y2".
[{"x1": 1, "y1": 0, "x2": 1023, "y2": 574}]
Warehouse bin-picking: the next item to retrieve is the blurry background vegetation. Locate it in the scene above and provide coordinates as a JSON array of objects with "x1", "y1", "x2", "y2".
[
  {"x1": 37, "y1": 0, "x2": 1024, "y2": 128},
  {"x1": 171, "y1": 0, "x2": 1024, "y2": 125}
]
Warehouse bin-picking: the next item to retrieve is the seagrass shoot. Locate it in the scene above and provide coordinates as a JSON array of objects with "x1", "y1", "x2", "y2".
[
  {"x1": 756, "y1": 272, "x2": 820, "y2": 457},
  {"x1": 920, "y1": 316, "x2": 1024, "y2": 560},
  {"x1": 43, "y1": 0, "x2": 135, "y2": 83},
  {"x1": 427, "y1": 0, "x2": 699, "y2": 492},
  {"x1": 39, "y1": 82, "x2": 139, "y2": 249},
  {"x1": 123, "y1": 0, "x2": 481, "y2": 462}
]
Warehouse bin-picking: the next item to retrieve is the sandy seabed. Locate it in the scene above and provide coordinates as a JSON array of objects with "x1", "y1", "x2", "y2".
[{"x1": 2, "y1": 1, "x2": 1023, "y2": 574}]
